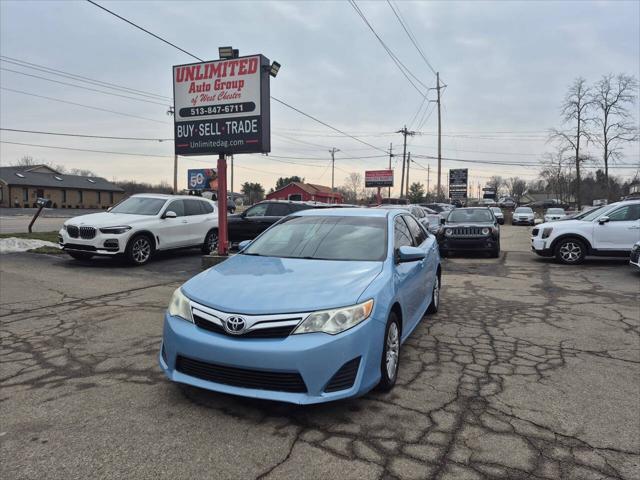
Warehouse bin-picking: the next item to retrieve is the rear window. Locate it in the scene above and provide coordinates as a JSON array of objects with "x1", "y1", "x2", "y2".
[{"x1": 266, "y1": 203, "x2": 291, "y2": 216}]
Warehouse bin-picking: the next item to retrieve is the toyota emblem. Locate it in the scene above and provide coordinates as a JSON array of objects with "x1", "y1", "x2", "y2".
[{"x1": 224, "y1": 316, "x2": 246, "y2": 334}]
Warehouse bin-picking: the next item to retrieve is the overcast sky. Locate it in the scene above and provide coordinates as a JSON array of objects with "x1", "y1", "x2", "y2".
[{"x1": 1, "y1": 0, "x2": 639, "y2": 195}]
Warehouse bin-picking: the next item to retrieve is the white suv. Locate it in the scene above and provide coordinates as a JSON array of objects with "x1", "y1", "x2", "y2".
[
  {"x1": 59, "y1": 194, "x2": 218, "y2": 265},
  {"x1": 531, "y1": 199, "x2": 640, "y2": 264}
]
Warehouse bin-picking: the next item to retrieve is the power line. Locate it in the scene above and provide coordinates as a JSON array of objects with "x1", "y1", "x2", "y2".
[
  {"x1": 0, "y1": 140, "x2": 171, "y2": 158},
  {"x1": 85, "y1": 0, "x2": 389, "y2": 156},
  {"x1": 348, "y1": 0, "x2": 429, "y2": 97},
  {"x1": 1, "y1": 88, "x2": 168, "y2": 124},
  {"x1": 411, "y1": 153, "x2": 638, "y2": 168},
  {"x1": 0, "y1": 67, "x2": 170, "y2": 106},
  {"x1": 0, "y1": 128, "x2": 172, "y2": 142},
  {"x1": 0, "y1": 55, "x2": 170, "y2": 101},
  {"x1": 387, "y1": 0, "x2": 438, "y2": 76}
]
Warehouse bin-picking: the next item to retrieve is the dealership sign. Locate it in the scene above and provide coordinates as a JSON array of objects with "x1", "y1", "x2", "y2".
[
  {"x1": 449, "y1": 168, "x2": 468, "y2": 199},
  {"x1": 365, "y1": 169, "x2": 394, "y2": 188},
  {"x1": 187, "y1": 168, "x2": 218, "y2": 191},
  {"x1": 173, "y1": 55, "x2": 271, "y2": 156}
]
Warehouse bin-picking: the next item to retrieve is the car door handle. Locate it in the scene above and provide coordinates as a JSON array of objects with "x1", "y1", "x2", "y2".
[
  {"x1": 181, "y1": 219, "x2": 188, "y2": 224},
  {"x1": 629, "y1": 226, "x2": 640, "y2": 230}
]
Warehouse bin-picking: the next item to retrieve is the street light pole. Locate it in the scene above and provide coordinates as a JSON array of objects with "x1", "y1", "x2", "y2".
[{"x1": 330, "y1": 147, "x2": 339, "y2": 203}]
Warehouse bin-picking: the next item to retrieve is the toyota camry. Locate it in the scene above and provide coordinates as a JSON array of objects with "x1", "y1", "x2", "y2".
[{"x1": 159, "y1": 208, "x2": 441, "y2": 404}]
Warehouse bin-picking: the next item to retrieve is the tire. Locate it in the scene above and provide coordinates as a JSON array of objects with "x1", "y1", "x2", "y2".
[
  {"x1": 490, "y1": 241, "x2": 501, "y2": 258},
  {"x1": 377, "y1": 312, "x2": 401, "y2": 392},
  {"x1": 126, "y1": 234, "x2": 153, "y2": 266},
  {"x1": 68, "y1": 251, "x2": 93, "y2": 260},
  {"x1": 426, "y1": 275, "x2": 440, "y2": 314},
  {"x1": 440, "y1": 249, "x2": 449, "y2": 258},
  {"x1": 554, "y1": 237, "x2": 586, "y2": 265},
  {"x1": 202, "y1": 229, "x2": 218, "y2": 254}
]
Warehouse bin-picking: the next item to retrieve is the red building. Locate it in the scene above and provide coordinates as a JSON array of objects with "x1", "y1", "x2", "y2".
[{"x1": 266, "y1": 182, "x2": 343, "y2": 204}]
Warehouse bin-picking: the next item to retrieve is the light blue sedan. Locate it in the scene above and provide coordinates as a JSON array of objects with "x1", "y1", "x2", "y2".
[{"x1": 160, "y1": 208, "x2": 441, "y2": 404}]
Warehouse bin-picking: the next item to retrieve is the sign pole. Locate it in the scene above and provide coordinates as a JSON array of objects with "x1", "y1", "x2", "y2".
[
  {"x1": 376, "y1": 187, "x2": 381, "y2": 205},
  {"x1": 173, "y1": 154, "x2": 178, "y2": 193},
  {"x1": 217, "y1": 153, "x2": 229, "y2": 256}
]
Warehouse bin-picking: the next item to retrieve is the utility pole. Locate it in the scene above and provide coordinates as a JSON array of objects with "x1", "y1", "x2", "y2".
[
  {"x1": 396, "y1": 126, "x2": 415, "y2": 198},
  {"x1": 330, "y1": 147, "x2": 340, "y2": 204},
  {"x1": 388, "y1": 143, "x2": 393, "y2": 198},
  {"x1": 427, "y1": 164, "x2": 430, "y2": 199},
  {"x1": 230, "y1": 154, "x2": 234, "y2": 209},
  {"x1": 405, "y1": 152, "x2": 411, "y2": 197},
  {"x1": 173, "y1": 154, "x2": 178, "y2": 194},
  {"x1": 436, "y1": 72, "x2": 442, "y2": 201}
]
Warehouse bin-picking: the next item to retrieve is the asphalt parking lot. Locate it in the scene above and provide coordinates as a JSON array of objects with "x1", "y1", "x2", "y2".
[{"x1": 1, "y1": 225, "x2": 638, "y2": 479}]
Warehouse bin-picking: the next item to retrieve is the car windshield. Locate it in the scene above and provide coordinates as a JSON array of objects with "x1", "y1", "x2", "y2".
[
  {"x1": 243, "y1": 215, "x2": 387, "y2": 261},
  {"x1": 515, "y1": 207, "x2": 533, "y2": 213},
  {"x1": 110, "y1": 197, "x2": 166, "y2": 215},
  {"x1": 547, "y1": 208, "x2": 564, "y2": 214},
  {"x1": 447, "y1": 209, "x2": 494, "y2": 223}
]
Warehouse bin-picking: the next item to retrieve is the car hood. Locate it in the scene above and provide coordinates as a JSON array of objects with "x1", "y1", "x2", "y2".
[
  {"x1": 537, "y1": 219, "x2": 586, "y2": 230},
  {"x1": 445, "y1": 222, "x2": 495, "y2": 227},
  {"x1": 182, "y1": 254, "x2": 384, "y2": 315},
  {"x1": 64, "y1": 212, "x2": 155, "y2": 227}
]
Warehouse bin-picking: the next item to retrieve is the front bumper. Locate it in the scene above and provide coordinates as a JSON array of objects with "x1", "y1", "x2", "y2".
[
  {"x1": 159, "y1": 312, "x2": 386, "y2": 404},
  {"x1": 58, "y1": 229, "x2": 129, "y2": 256},
  {"x1": 440, "y1": 236, "x2": 498, "y2": 252},
  {"x1": 512, "y1": 218, "x2": 535, "y2": 225},
  {"x1": 531, "y1": 237, "x2": 553, "y2": 257}
]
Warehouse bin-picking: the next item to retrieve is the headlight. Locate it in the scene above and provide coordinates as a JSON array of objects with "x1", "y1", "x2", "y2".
[
  {"x1": 167, "y1": 288, "x2": 193, "y2": 323},
  {"x1": 481, "y1": 227, "x2": 490, "y2": 235},
  {"x1": 444, "y1": 228, "x2": 452, "y2": 237},
  {"x1": 542, "y1": 227, "x2": 553, "y2": 239},
  {"x1": 62, "y1": 224, "x2": 67, "y2": 231},
  {"x1": 293, "y1": 299, "x2": 374, "y2": 335},
  {"x1": 633, "y1": 244, "x2": 640, "y2": 252},
  {"x1": 99, "y1": 226, "x2": 132, "y2": 234}
]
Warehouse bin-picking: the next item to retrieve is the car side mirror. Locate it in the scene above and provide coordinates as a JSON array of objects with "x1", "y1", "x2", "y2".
[
  {"x1": 164, "y1": 210, "x2": 177, "y2": 219},
  {"x1": 598, "y1": 216, "x2": 610, "y2": 225},
  {"x1": 396, "y1": 245, "x2": 426, "y2": 263},
  {"x1": 238, "y1": 240, "x2": 252, "y2": 251},
  {"x1": 440, "y1": 218, "x2": 446, "y2": 225}
]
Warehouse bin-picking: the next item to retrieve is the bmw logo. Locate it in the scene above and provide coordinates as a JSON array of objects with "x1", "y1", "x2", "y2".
[{"x1": 224, "y1": 316, "x2": 246, "y2": 335}]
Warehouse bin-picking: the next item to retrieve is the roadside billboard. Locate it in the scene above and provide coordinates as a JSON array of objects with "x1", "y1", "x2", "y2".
[
  {"x1": 173, "y1": 55, "x2": 271, "y2": 156},
  {"x1": 187, "y1": 168, "x2": 218, "y2": 191},
  {"x1": 365, "y1": 169, "x2": 394, "y2": 188}
]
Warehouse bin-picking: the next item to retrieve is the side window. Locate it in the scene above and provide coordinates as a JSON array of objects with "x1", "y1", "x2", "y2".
[
  {"x1": 404, "y1": 215, "x2": 427, "y2": 245},
  {"x1": 245, "y1": 203, "x2": 269, "y2": 217},
  {"x1": 608, "y1": 205, "x2": 640, "y2": 221},
  {"x1": 412, "y1": 207, "x2": 424, "y2": 218},
  {"x1": 394, "y1": 216, "x2": 414, "y2": 248},
  {"x1": 201, "y1": 201, "x2": 214, "y2": 214},
  {"x1": 185, "y1": 199, "x2": 204, "y2": 216},
  {"x1": 267, "y1": 203, "x2": 291, "y2": 217},
  {"x1": 166, "y1": 200, "x2": 184, "y2": 217}
]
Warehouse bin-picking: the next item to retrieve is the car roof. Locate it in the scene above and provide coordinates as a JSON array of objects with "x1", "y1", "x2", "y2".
[
  {"x1": 130, "y1": 193, "x2": 214, "y2": 201},
  {"x1": 295, "y1": 207, "x2": 390, "y2": 217}
]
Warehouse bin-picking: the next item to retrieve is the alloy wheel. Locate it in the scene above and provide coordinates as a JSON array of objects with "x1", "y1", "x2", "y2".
[
  {"x1": 432, "y1": 276, "x2": 440, "y2": 309},
  {"x1": 559, "y1": 242, "x2": 581, "y2": 263},
  {"x1": 385, "y1": 322, "x2": 400, "y2": 381},
  {"x1": 132, "y1": 237, "x2": 151, "y2": 264}
]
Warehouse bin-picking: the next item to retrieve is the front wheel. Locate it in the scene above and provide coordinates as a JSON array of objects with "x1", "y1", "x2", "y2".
[
  {"x1": 554, "y1": 238, "x2": 586, "y2": 265},
  {"x1": 202, "y1": 229, "x2": 218, "y2": 254},
  {"x1": 126, "y1": 234, "x2": 153, "y2": 266},
  {"x1": 426, "y1": 275, "x2": 440, "y2": 314},
  {"x1": 377, "y1": 313, "x2": 401, "y2": 392}
]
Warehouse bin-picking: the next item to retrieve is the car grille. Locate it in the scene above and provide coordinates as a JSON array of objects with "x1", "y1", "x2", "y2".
[
  {"x1": 532, "y1": 228, "x2": 539, "y2": 236},
  {"x1": 67, "y1": 225, "x2": 79, "y2": 238},
  {"x1": 66, "y1": 225, "x2": 96, "y2": 239},
  {"x1": 324, "y1": 357, "x2": 361, "y2": 392},
  {"x1": 450, "y1": 227, "x2": 484, "y2": 237},
  {"x1": 63, "y1": 243, "x2": 97, "y2": 251},
  {"x1": 193, "y1": 314, "x2": 297, "y2": 338},
  {"x1": 175, "y1": 355, "x2": 308, "y2": 393}
]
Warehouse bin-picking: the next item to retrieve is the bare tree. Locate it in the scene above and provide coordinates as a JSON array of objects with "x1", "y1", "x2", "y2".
[
  {"x1": 342, "y1": 172, "x2": 363, "y2": 203},
  {"x1": 591, "y1": 74, "x2": 639, "y2": 199},
  {"x1": 12, "y1": 155, "x2": 37, "y2": 167},
  {"x1": 506, "y1": 177, "x2": 527, "y2": 203},
  {"x1": 541, "y1": 146, "x2": 574, "y2": 204},
  {"x1": 550, "y1": 77, "x2": 593, "y2": 207}
]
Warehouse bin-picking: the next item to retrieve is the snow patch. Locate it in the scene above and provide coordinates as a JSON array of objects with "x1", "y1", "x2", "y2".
[{"x1": 0, "y1": 238, "x2": 61, "y2": 254}]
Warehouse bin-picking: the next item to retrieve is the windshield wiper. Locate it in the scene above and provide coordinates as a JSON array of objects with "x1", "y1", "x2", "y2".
[{"x1": 242, "y1": 252, "x2": 262, "y2": 256}]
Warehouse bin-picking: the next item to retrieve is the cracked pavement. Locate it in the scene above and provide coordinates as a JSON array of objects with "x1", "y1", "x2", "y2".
[{"x1": 1, "y1": 226, "x2": 638, "y2": 479}]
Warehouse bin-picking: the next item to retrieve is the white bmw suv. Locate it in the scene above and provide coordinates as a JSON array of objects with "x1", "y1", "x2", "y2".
[
  {"x1": 531, "y1": 199, "x2": 640, "y2": 265},
  {"x1": 59, "y1": 194, "x2": 218, "y2": 265}
]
